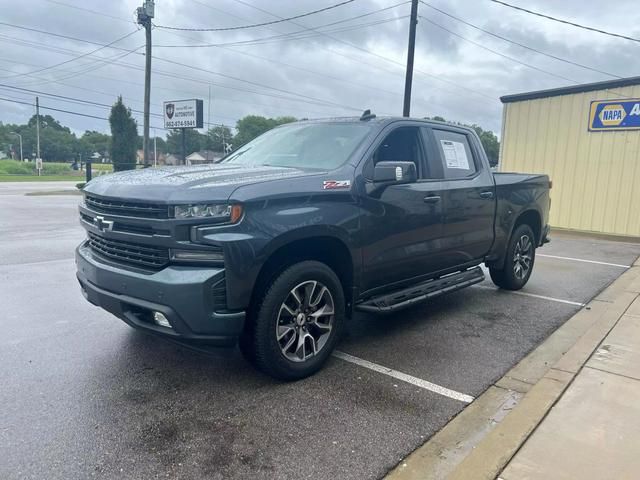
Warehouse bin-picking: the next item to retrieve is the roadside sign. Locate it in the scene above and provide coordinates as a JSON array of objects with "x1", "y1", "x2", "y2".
[
  {"x1": 35, "y1": 157, "x2": 42, "y2": 176},
  {"x1": 163, "y1": 99, "x2": 204, "y2": 129},
  {"x1": 589, "y1": 99, "x2": 640, "y2": 131}
]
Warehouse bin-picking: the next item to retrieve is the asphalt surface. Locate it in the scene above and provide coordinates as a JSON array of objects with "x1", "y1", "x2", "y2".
[{"x1": 2, "y1": 182, "x2": 639, "y2": 480}]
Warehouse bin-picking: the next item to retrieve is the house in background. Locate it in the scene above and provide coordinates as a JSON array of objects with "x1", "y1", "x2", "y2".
[
  {"x1": 185, "y1": 150, "x2": 223, "y2": 165},
  {"x1": 135, "y1": 149, "x2": 169, "y2": 166},
  {"x1": 163, "y1": 154, "x2": 181, "y2": 166}
]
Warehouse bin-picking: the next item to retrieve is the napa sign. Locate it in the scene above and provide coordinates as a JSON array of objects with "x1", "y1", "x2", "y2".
[{"x1": 589, "y1": 99, "x2": 640, "y2": 131}]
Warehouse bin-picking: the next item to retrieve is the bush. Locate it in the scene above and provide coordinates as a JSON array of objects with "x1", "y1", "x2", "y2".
[
  {"x1": 41, "y1": 162, "x2": 72, "y2": 175},
  {"x1": 0, "y1": 159, "x2": 33, "y2": 175}
]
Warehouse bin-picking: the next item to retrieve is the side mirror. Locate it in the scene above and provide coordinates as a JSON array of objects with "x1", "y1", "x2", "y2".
[
  {"x1": 373, "y1": 161, "x2": 417, "y2": 184},
  {"x1": 488, "y1": 156, "x2": 499, "y2": 168}
]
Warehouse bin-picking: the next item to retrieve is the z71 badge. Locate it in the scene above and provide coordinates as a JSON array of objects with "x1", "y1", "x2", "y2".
[{"x1": 323, "y1": 180, "x2": 351, "y2": 190}]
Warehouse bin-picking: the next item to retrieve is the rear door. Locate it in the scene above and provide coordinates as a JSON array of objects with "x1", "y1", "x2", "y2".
[{"x1": 426, "y1": 127, "x2": 496, "y2": 266}]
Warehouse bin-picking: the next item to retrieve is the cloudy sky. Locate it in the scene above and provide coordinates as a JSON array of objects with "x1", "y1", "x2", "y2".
[{"x1": 0, "y1": 0, "x2": 638, "y2": 137}]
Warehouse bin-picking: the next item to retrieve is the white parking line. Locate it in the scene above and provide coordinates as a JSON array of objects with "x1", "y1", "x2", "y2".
[
  {"x1": 474, "y1": 284, "x2": 586, "y2": 307},
  {"x1": 537, "y1": 254, "x2": 630, "y2": 269},
  {"x1": 332, "y1": 351, "x2": 475, "y2": 403}
]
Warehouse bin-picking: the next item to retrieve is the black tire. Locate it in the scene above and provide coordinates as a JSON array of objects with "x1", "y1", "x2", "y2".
[
  {"x1": 240, "y1": 261, "x2": 345, "y2": 381},
  {"x1": 489, "y1": 224, "x2": 536, "y2": 290}
]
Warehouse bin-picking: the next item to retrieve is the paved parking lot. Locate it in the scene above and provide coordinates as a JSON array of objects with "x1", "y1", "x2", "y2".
[{"x1": 2, "y1": 182, "x2": 639, "y2": 480}]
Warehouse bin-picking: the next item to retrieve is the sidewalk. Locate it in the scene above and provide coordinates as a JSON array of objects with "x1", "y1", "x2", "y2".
[
  {"x1": 387, "y1": 256, "x2": 640, "y2": 480},
  {"x1": 499, "y1": 292, "x2": 640, "y2": 480}
]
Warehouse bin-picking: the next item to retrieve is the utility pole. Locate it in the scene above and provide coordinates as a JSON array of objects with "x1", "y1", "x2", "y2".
[
  {"x1": 36, "y1": 96, "x2": 41, "y2": 172},
  {"x1": 137, "y1": 0, "x2": 154, "y2": 167},
  {"x1": 403, "y1": 0, "x2": 419, "y2": 117}
]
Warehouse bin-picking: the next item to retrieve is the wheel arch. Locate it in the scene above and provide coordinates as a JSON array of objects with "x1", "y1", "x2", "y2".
[
  {"x1": 251, "y1": 229, "x2": 356, "y2": 317},
  {"x1": 513, "y1": 208, "x2": 542, "y2": 245}
]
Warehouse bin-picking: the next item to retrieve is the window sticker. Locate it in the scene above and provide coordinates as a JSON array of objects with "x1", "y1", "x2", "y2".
[{"x1": 440, "y1": 140, "x2": 470, "y2": 170}]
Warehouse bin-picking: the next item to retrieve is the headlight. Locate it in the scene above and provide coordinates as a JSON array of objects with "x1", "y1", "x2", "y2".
[{"x1": 172, "y1": 204, "x2": 243, "y2": 223}]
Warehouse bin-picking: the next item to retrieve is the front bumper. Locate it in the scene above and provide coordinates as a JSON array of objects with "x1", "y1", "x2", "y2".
[{"x1": 75, "y1": 242, "x2": 245, "y2": 346}]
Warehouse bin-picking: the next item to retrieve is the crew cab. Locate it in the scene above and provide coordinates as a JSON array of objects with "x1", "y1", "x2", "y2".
[{"x1": 76, "y1": 114, "x2": 550, "y2": 380}]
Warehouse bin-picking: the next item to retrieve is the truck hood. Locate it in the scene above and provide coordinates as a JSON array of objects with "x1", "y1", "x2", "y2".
[{"x1": 84, "y1": 164, "x2": 323, "y2": 203}]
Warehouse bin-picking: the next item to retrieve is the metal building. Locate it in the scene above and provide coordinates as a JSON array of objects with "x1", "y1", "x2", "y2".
[{"x1": 499, "y1": 76, "x2": 640, "y2": 237}]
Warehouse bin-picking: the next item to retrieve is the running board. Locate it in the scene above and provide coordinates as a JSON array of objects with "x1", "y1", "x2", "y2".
[{"x1": 356, "y1": 267, "x2": 485, "y2": 313}]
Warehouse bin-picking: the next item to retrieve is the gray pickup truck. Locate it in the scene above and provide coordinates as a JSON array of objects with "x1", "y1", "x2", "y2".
[{"x1": 76, "y1": 114, "x2": 551, "y2": 379}]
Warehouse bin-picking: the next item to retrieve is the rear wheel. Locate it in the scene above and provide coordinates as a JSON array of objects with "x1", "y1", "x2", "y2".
[
  {"x1": 489, "y1": 224, "x2": 536, "y2": 290},
  {"x1": 240, "y1": 261, "x2": 345, "y2": 380}
]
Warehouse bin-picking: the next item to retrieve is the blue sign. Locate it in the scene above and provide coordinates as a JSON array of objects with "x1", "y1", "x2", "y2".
[{"x1": 589, "y1": 99, "x2": 640, "y2": 131}]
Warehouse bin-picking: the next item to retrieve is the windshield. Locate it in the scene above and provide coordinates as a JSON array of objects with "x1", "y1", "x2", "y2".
[{"x1": 222, "y1": 122, "x2": 372, "y2": 170}]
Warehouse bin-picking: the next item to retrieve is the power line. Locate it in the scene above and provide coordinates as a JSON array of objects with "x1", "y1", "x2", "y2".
[
  {"x1": 489, "y1": 0, "x2": 640, "y2": 44},
  {"x1": 154, "y1": 16, "x2": 408, "y2": 48},
  {"x1": 231, "y1": 0, "x2": 497, "y2": 102},
  {"x1": 153, "y1": 6, "x2": 410, "y2": 48},
  {"x1": 0, "y1": 21, "x2": 365, "y2": 113},
  {"x1": 43, "y1": 0, "x2": 135, "y2": 24},
  {"x1": 0, "y1": 96, "x2": 111, "y2": 122},
  {"x1": 419, "y1": 1, "x2": 622, "y2": 79},
  {"x1": 154, "y1": 0, "x2": 355, "y2": 31},
  {"x1": 419, "y1": 16, "x2": 577, "y2": 83},
  {"x1": 0, "y1": 29, "x2": 141, "y2": 80},
  {"x1": 0, "y1": 83, "x2": 236, "y2": 128}
]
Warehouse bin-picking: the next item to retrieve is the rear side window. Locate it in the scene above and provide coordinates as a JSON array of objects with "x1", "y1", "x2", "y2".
[{"x1": 432, "y1": 130, "x2": 477, "y2": 179}]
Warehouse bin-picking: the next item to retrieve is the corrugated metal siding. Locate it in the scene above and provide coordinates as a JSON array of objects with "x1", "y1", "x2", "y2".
[{"x1": 500, "y1": 84, "x2": 640, "y2": 237}]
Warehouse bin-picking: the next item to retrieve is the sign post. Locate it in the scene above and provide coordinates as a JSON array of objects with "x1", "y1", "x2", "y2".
[{"x1": 163, "y1": 99, "x2": 204, "y2": 165}]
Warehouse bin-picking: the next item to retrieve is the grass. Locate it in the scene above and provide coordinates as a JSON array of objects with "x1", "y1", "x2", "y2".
[
  {"x1": 0, "y1": 159, "x2": 115, "y2": 182},
  {"x1": 0, "y1": 159, "x2": 75, "y2": 176},
  {"x1": 0, "y1": 175, "x2": 82, "y2": 182}
]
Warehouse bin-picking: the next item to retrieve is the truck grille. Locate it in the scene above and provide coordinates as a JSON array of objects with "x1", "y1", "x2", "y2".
[
  {"x1": 88, "y1": 232, "x2": 169, "y2": 270},
  {"x1": 85, "y1": 194, "x2": 169, "y2": 219}
]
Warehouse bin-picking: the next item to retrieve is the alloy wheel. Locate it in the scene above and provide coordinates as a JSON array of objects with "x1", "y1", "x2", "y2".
[
  {"x1": 276, "y1": 280, "x2": 335, "y2": 362},
  {"x1": 513, "y1": 234, "x2": 533, "y2": 280}
]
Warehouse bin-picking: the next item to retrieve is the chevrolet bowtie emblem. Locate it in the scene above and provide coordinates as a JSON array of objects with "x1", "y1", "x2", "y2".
[{"x1": 94, "y1": 215, "x2": 114, "y2": 232}]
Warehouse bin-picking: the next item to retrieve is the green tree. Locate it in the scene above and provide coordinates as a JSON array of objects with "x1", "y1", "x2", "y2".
[
  {"x1": 205, "y1": 125, "x2": 233, "y2": 152},
  {"x1": 470, "y1": 125, "x2": 499, "y2": 166},
  {"x1": 80, "y1": 130, "x2": 111, "y2": 158},
  {"x1": 166, "y1": 129, "x2": 206, "y2": 157},
  {"x1": 109, "y1": 97, "x2": 138, "y2": 171},
  {"x1": 233, "y1": 115, "x2": 296, "y2": 147}
]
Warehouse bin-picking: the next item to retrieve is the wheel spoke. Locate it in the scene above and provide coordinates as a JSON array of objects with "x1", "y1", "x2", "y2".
[
  {"x1": 310, "y1": 303, "x2": 334, "y2": 319},
  {"x1": 310, "y1": 286, "x2": 327, "y2": 307},
  {"x1": 290, "y1": 288, "x2": 303, "y2": 308},
  {"x1": 281, "y1": 330, "x2": 297, "y2": 353},
  {"x1": 304, "y1": 281, "x2": 317, "y2": 309},
  {"x1": 280, "y1": 303, "x2": 296, "y2": 317},
  {"x1": 277, "y1": 325, "x2": 295, "y2": 341}
]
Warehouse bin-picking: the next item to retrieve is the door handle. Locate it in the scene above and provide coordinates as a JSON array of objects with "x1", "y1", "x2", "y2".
[
  {"x1": 423, "y1": 195, "x2": 441, "y2": 204},
  {"x1": 479, "y1": 191, "x2": 494, "y2": 199}
]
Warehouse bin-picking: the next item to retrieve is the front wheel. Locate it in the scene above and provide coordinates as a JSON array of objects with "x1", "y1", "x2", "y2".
[
  {"x1": 489, "y1": 224, "x2": 536, "y2": 290},
  {"x1": 240, "y1": 261, "x2": 345, "y2": 380}
]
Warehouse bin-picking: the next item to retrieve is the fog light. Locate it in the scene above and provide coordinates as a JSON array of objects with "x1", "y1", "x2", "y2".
[{"x1": 153, "y1": 311, "x2": 172, "y2": 328}]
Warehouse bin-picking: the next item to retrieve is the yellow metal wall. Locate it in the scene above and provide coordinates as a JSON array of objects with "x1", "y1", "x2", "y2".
[{"x1": 500, "y1": 84, "x2": 640, "y2": 237}]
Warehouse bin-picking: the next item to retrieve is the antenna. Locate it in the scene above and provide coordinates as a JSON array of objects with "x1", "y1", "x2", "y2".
[{"x1": 360, "y1": 109, "x2": 376, "y2": 121}]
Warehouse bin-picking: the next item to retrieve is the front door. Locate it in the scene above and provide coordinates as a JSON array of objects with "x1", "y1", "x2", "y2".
[{"x1": 359, "y1": 124, "x2": 449, "y2": 294}]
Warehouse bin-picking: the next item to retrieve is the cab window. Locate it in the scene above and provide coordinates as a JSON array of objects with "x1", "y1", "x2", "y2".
[
  {"x1": 432, "y1": 130, "x2": 477, "y2": 179},
  {"x1": 368, "y1": 127, "x2": 425, "y2": 178}
]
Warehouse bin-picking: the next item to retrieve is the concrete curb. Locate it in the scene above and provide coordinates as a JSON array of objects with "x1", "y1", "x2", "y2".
[{"x1": 387, "y1": 264, "x2": 640, "y2": 480}]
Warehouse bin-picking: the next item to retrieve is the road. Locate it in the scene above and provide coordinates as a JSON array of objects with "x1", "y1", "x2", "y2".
[{"x1": 1, "y1": 182, "x2": 639, "y2": 479}]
